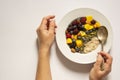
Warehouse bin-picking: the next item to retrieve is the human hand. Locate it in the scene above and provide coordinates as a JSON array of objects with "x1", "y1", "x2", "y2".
[
  {"x1": 36, "y1": 15, "x2": 56, "y2": 50},
  {"x1": 89, "y1": 51, "x2": 113, "y2": 80}
]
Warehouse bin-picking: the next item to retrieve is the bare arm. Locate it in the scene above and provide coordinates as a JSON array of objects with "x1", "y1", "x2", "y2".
[
  {"x1": 36, "y1": 15, "x2": 56, "y2": 80},
  {"x1": 36, "y1": 47, "x2": 51, "y2": 80}
]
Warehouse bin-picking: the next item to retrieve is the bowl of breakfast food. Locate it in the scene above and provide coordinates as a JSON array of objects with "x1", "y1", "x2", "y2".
[{"x1": 56, "y1": 8, "x2": 112, "y2": 64}]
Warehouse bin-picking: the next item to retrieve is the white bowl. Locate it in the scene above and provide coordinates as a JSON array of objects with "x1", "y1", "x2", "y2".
[{"x1": 56, "y1": 8, "x2": 112, "y2": 64}]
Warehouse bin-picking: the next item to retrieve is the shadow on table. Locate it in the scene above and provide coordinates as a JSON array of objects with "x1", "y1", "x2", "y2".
[{"x1": 55, "y1": 43, "x2": 93, "y2": 73}]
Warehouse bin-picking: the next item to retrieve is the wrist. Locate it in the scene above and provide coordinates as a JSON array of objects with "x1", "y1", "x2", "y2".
[
  {"x1": 89, "y1": 77, "x2": 102, "y2": 80},
  {"x1": 38, "y1": 45, "x2": 50, "y2": 58},
  {"x1": 39, "y1": 43, "x2": 51, "y2": 49}
]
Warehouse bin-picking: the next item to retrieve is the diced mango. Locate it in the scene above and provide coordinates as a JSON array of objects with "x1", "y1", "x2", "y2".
[
  {"x1": 71, "y1": 35, "x2": 77, "y2": 40},
  {"x1": 77, "y1": 31, "x2": 81, "y2": 36},
  {"x1": 89, "y1": 25, "x2": 94, "y2": 30},
  {"x1": 86, "y1": 16, "x2": 93, "y2": 24},
  {"x1": 94, "y1": 22, "x2": 101, "y2": 28},
  {"x1": 84, "y1": 24, "x2": 94, "y2": 30},
  {"x1": 66, "y1": 38, "x2": 72, "y2": 44},
  {"x1": 76, "y1": 40, "x2": 83, "y2": 47},
  {"x1": 80, "y1": 31, "x2": 86, "y2": 36},
  {"x1": 84, "y1": 24, "x2": 90, "y2": 30}
]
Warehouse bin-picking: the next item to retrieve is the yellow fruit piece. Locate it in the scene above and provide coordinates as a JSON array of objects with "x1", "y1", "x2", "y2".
[
  {"x1": 94, "y1": 22, "x2": 101, "y2": 28},
  {"x1": 84, "y1": 24, "x2": 90, "y2": 30},
  {"x1": 66, "y1": 38, "x2": 72, "y2": 44},
  {"x1": 80, "y1": 31, "x2": 86, "y2": 36},
  {"x1": 86, "y1": 20, "x2": 91, "y2": 24},
  {"x1": 84, "y1": 24, "x2": 94, "y2": 30},
  {"x1": 89, "y1": 25, "x2": 94, "y2": 30},
  {"x1": 71, "y1": 35, "x2": 77, "y2": 40},
  {"x1": 77, "y1": 31, "x2": 81, "y2": 36},
  {"x1": 86, "y1": 16, "x2": 93, "y2": 23},
  {"x1": 76, "y1": 40, "x2": 83, "y2": 47}
]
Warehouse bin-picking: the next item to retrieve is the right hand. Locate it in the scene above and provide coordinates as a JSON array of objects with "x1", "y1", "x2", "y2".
[
  {"x1": 89, "y1": 51, "x2": 113, "y2": 80},
  {"x1": 36, "y1": 15, "x2": 56, "y2": 49}
]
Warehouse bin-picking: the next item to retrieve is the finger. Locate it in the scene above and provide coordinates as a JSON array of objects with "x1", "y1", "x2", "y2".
[
  {"x1": 49, "y1": 20, "x2": 56, "y2": 33},
  {"x1": 41, "y1": 15, "x2": 55, "y2": 26},
  {"x1": 95, "y1": 53, "x2": 104, "y2": 67},
  {"x1": 104, "y1": 63, "x2": 112, "y2": 72},
  {"x1": 99, "y1": 51, "x2": 113, "y2": 65},
  {"x1": 54, "y1": 21, "x2": 57, "y2": 34},
  {"x1": 37, "y1": 15, "x2": 55, "y2": 31}
]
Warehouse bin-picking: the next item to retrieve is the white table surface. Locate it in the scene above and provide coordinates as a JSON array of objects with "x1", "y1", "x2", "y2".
[{"x1": 0, "y1": 0, "x2": 120, "y2": 80}]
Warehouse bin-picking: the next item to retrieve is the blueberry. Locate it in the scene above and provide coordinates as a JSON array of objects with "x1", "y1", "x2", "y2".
[
  {"x1": 77, "y1": 23, "x2": 83, "y2": 30},
  {"x1": 85, "y1": 30, "x2": 90, "y2": 34},
  {"x1": 77, "y1": 24, "x2": 85, "y2": 31},
  {"x1": 73, "y1": 25, "x2": 77, "y2": 29},
  {"x1": 82, "y1": 37, "x2": 87, "y2": 43},
  {"x1": 72, "y1": 39, "x2": 76, "y2": 43},
  {"x1": 89, "y1": 29, "x2": 93, "y2": 33},
  {"x1": 69, "y1": 42, "x2": 76, "y2": 48},
  {"x1": 70, "y1": 30, "x2": 74, "y2": 35},
  {"x1": 75, "y1": 47, "x2": 80, "y2": 52},
  {"x1": 77, "y1": 36, "x2": 82, "y2": 40},
  {"x1": 81, "y1": 25, "x2": 86, "y2": 31}
]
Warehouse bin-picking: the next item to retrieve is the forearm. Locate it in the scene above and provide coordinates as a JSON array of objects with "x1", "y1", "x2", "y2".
[{"x1": 36, "y1": 47, "x2": 52, "y2": 80}]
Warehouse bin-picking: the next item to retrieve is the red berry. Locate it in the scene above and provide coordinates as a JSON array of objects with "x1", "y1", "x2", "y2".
[
  {"x1": 72, "y1": 19, "x2": 78, "y2": 25},
  {"x1": 91, "y1": 20, "x2": 96, "y2": 25},
  {"x1": 66, "y1": 33, "x2": 71, "y2": 38},
  {"x1": 80, "y1": 17, "x2": 86, "y2": 24},
  {"x1": 73, "y1": 28, "x2": 79, "y2": 35}
]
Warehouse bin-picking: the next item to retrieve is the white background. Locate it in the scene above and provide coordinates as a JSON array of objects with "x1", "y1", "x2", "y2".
[{"x1": 0, "y1": 0, "x2": 120, "y2": 80}]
